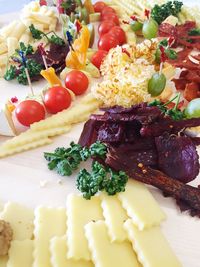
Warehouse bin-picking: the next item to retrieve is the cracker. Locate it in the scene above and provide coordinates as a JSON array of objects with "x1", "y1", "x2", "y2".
[
  {"x1": 124, "y1": 219, "x2": 182, "y2": 267},
  {"x1": 0, "y1": 202, "x2": 34, "y2": 240},
  {"x1": 100, "y1": 193, "x2": 128, "y2": 242},
  {"x1": 66, "y1": 194, "x2": 103, "y2": 261},
  {"x1": 33, "y1": 207, "x2": 66, "y2": 267},
  {"x1": 117, "y1": 180, "x2": 166, "y2": 230},
  {"x1": 50, "y1": 236, "x2": 94, "y2": 267},
  {"x1": 7, "y1": 240, "x2": 33, "y2": 267},
  {"x1": 85, "y1": 221, "x2": 140, "y2": 267}
]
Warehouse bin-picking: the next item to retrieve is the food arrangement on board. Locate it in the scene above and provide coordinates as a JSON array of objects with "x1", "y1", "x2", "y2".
[{"x1": 0, "y1": 0, "x2": 200, "y2": 266}]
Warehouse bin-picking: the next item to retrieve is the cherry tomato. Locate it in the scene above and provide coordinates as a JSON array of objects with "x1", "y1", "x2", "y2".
[
  {"x1": 93, "y1": 1, "x2": 107, "y2": 13},
  {"x1": 91, "y1": 50, "x2": 108, "y2": 69},
  {"x1": 109, "y1": 26, "x2": 126, "y2": 45},
  {"x1": 98, "y1": 33, "x2": 119, "y2": 51},
  {"x1": 44, "y1": 86, "x2": 72, "y2": 114},
  {"x1": 15, "y1": 100, "x2": 45, "y2": 127},
  {"x1": 65, "y1": 70, "x2": 89, "y2": 96},
  {"x1": 98, "y1": 21, "x2": 116, "y2": 36},
  {"x1": 101, "y1": 13, "x2": 119, "y2": 25},
  {"x1": 101, "y1": 6, "x2": 116, "y2": 15}
]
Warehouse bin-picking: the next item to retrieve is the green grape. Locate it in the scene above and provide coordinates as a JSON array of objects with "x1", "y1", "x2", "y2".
[
  {"x1": 148, "y1": 72, "x2": 166, "y2": 97},
  {"x1": 184, "y1": 98, "x2": 200, "y2": 118},
  {"x1": 130, "y1": 21, "x2": 143, "y2": 32},
  {"x1": 155, "y1": 48, "x2": 161, "y2": 63},
  {"x1": 142, "y1": 19, "x2": 158, "y2": 39}
]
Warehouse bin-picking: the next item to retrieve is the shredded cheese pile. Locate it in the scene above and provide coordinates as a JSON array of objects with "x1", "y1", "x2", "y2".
[{"x1": 92, "y1": 40, "x2": 158, "y2": 107}]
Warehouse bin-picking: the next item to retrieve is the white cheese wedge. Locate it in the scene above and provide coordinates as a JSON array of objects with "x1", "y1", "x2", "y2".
[
  {"x1": 163, "y1": 15, "x2": 179, "y2": 26},
  {"x1": 118, "y1": 180, "x2": 166, "y2": 230},
  {"x1": 0, "y1": 202, "x2": 34, "y2": 240},
  {"x1": 7, "y1": 240, "x2": 33, "y2": 267},
  {"x1": 33, "y1": 207, "x2": 66, "y2": 267},
  {"x1": 124, "y1": 219, "x2": 182, "y2": 267},
  {"x1": 100, "y1": 193, "x2": 129, "y2": 242},
  {"x1": 85, "y1": 221, "x2": 140, "y2": 267},
  {"x1": 50, "y1": 236, "x2": 94, "y2": 267},
  {"x1": 66, "y1": 194, "x2": 103, "y2": 261},
  {"x1": 0, "y1": 256, "x2": 8, "y2": 267},
  {"x1": 0, "y1": 103, "x2": 16, "y2": 137}
]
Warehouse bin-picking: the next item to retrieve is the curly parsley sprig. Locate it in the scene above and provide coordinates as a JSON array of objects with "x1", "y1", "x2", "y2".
[{"x1": 44, "y1": 141, "x2": 128, "y2": 199}]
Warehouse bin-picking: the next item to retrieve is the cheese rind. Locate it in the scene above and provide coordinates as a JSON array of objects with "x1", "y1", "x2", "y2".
[
  {"x1": 124, "y1": 219, "x2": 182, "y2": 267},
  {"x1": 66, "y1": 194, "x2": 103, "y2": 260},
  {"x1": 100, "y1": 193, "x2": 128, "y2": 242},
  {"x1": 85, "y1": 221, "x2": 140, "y2": 267},
  {"x1": 33, "y1": 207, "x2": 67, "y2": 267},
  {"x1": 50, "y1": 236, "x2": 94, "y2": 267},
  {"x1": 118, "y1": 180, "x2": 166, "y2": 230},
  {"x1": 0, "y1": 202, "x2": 34, "y2": 240},
  {"x1": 7, "y1": 240, "x2": 33, "y2": 267}
]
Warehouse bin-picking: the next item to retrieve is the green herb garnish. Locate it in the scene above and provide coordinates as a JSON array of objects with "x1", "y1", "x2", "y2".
[
  {"x1": 149, "y1": 93, "x2": 185, "y2": 120},
  {"x1": 16, "y1": 42, "x2": 34, "y2": 56},
  {"x1": 151, "y1": 1, "x2": 183, "y2": 25},
  {"x1": 188, "y1": 28, "x2": 200, "y2": 36},
  {"x1": 44, "y1": 141, "x2": 128, "y2": 199},
  {"x1": 4, "y1": 65, "x2": 17, "y2": 81}
]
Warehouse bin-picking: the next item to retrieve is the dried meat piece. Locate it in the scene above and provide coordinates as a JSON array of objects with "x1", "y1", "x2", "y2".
[
  {"x1": 155, "y1": 133, "x2": 199, "y2": 183},
  {"x1": 184, "y1": 82, "x2": 200, "y2": 101},
  {"x1": 172, "y1": 77, "x2": 188, "y2": 91}
]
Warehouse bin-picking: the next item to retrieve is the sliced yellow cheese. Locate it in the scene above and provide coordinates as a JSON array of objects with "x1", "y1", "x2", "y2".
[
  {"x1": 7, "y1": 37, "x2": 18, "y2": 57},
  {"x1": 50, "y1": 236, "x2": 94, "y2": 267},
  {"x1": 7, "y1": 240, "x2": 33, "y2": 267},
  {"x1": 0, "y1": 42, "x2": 7, "y2": 55},
  {"x1": 66, "y1": 194, "x2": 103, "y2": 260},
  {"x1": 0, "y1": 256, "x2": 8, "y2": 267},
  {"x1": 85, "y1": 221, "x2": 140, "y2": 267},
  {"x1": 0, "y1": 202, "x2": 34, "y2": 240},
  {"x1": 124, "y1": 219, "x2": 182, "y2": 267},
  {"x1": 9, "y1": 22, "x2": 26, "y2": 40},
  {"x1": 33, "y1": 207, "x2": 67, "y2": 267},
  {"x1": 100, "y1": 193, "x2": 128, "y2": 242},
  {"x1": 118, "y1": 180, "x2": 166, "y2": 230}
]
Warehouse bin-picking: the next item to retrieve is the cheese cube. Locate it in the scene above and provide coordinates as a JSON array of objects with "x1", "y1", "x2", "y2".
[
  {"x1": 0, "y1": 202, "x2": 34, "y2": 240},
  {"x1": 85, "y1": 221, "x2": 140, "y2": 267},
  {"x1": 124, "y1": 219, "x2": 182, "y2": 267},
  {"x1": 50, "y1": 236, "x2": 94, "y2": 267},
  {"x1": 33, "y1": 207, "x2": 66, "y2": 267},
  {"x1": 100, "y1": 193, "x2": 128, "y2": 242},
  {"x1": 7, "y1": 240, "x2": 33, "y2": 267},
  {"x1": 0, "y1": 256, "x2": 8, "y2": 267},
  {"x1": 118, "y1": 180, "x2": 166, "y2": 230},
  {"x1": 66, "y1": 194, "x2": 103, "y2": 260}
]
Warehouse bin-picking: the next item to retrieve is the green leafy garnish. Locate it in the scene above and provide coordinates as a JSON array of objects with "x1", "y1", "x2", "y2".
[
  {"x1": 165, "y1": 49, "x2": 177, "y2": 60},
  {"x1": 4, "y1": 65, "x2": 17, "y2": 81},
  {"x1": 149, "y1": 94, "x2": 185, "y2": 120},
  {"x1": 29, "y1": 24, "x2": 65, "y2": 45},
  {"x1": 16, "y1": 42, "x2": 34, "y2": 56},
  {"x1": 76, "y1": 161, "x2": 128, "y2": 200},
  {"x1": 188, "y1": 28, "x2": 200, "y2": 36},
  {"x1": 155, "y1": 39, "x2": 177, "y2": 63},
  {"x1": 44, "y1": 141, "x2": 128, "y2": 199},
  {"x1": 17, "y1": 59, "x2": 43, "y2": 85},
  {"x1": 151, "y1": 1, "x2": 183, "y2": 25}
]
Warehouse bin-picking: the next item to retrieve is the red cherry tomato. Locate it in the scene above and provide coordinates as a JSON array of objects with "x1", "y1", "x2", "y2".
[
  {"x1": 98, "y1": 33, "x2": 119, "y2": 51},
  {"x1": 109, "y1": 26, "x2": 126, "y2": 45},
  {"x1": 98, "y1": 21, "x2": 116, "y2": 36},
  {"x1": 91, "y1": 50, "x2": 108, "y2": 69},
  {"x1": 93, "y1": 1, "x2": 107, "y2": 13},
  {"x1": 44, "y1": 86, "x2": 72, "y2": 114},
  {"x1": 15, "y1": 100, "x2": 45, "y2": 127},
  {"x1": 101, "y1": 6, "x2": 116, "y2": 15},
  {"x1": 101, "y1": 13, "x2": 119, "y2": 25},
  {"x1": 65, "y1": 70, "x2": 89, "y2": 96}
]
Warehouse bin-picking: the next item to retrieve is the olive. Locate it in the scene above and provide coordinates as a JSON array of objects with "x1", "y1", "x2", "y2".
[{"x1": 148, "y1": 72, "x2": 166, "y2": 96}]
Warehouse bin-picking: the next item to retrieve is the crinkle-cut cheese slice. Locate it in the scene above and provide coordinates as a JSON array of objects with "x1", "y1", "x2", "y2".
[
  {"x1": 7, "y1": 240, "x2": 33, "y2": 267},
  {"x1": 0, "y1": 202, "x2": 34, "y2": 240},
  {"x1": 2, "y1": 125, "x2": 71, "y2": 149},
  {"x1": 31, "y1": 96, "x2": 101, "y2": 131},
  {"x1": 0, "y1": 138, "x2": 52, "y2": 158},
  {"x1": 100, "y1": 193, "x2": 128, "y2": 242},
  {"x1": 66, "y1": 194, "x2": 103, "y2": 261},
  {"x1": 124, "y1": 219, "x2": 182, "y2": 267},
  {"x1": 50, "y1": 236, "x2": 94, "y2": 267},
  {"x1": 0, "y1": 256, "x2": 8, "y2": 267},
  {"x1": 33, "y1": 207, "x2": 67, "y2": 267},
  {"x1": 118, "y1": 180, "x2": 166, "y2": 230},
  {"x1": 85, "y1": 221, "x2": 140, "y2": 267}
]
